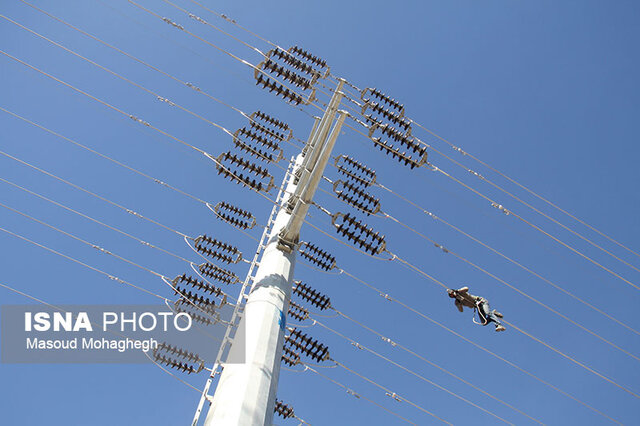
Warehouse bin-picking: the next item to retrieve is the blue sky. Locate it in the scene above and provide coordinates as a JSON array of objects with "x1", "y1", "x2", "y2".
[{"x1": 1, "y1": 0, "x2": 639, "y2": 424}]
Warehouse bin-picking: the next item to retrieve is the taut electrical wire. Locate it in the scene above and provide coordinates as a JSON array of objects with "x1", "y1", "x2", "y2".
[
  {"x1": 331, "y1": 359, "x2": 453, "y2": 425},
  {"x1": 383, "y1": 212, "x2": 640, "y2": 363},
  {"x1": 302, "y1": 364, "x2": 418, "y2": 425},
  {"x1": 336, "y1": 268, "x2": 620, "y2": 424},
  {"x1": 429, "y1": 163, "x2": 640, "y2": 291},
  {"x1": 0, "y1": 149, "x2": 190, "y2": 239},
  {"x1": 136, "y1": 0, "x2": 640, "y2": 281},
  {"x1": 15, "y1": 1, "x2": 304, "y2": 152},
  {"x1": 377, "y1": 181, "x2": 640, "y2": 336},
  {"x1": 0, "y1": 226, "x2": 167, "y2": 301},
  {"x1": 0, "y1": 176, "x2": 193, "y2": 264},
  {"x1": 326, "y1": 310, "x2": 544, "y2": 424},
  {"x1": 313, "y1": 319, "x2": 515, "y2": 425},
  {"x1": 411, "y1": 119, "x2": 640, "y2": 262},
  {"x1": 389, "y1": 249, "x2": 640, "y2": 398}
]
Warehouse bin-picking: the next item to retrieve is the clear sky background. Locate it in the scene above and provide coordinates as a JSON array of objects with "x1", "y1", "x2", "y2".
[{"x1": 1, "y1": 0, "x2": 639, "y2": 425}]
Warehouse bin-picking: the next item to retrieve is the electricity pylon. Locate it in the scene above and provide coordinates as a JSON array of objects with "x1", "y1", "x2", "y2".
[{"x1": 202, "y1": 80, "x2": 346, "y2": 425}]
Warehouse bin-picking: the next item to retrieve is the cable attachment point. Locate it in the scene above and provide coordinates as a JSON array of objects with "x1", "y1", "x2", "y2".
[
  {"x1": 468, "y1": 169, "x2": 485, "y2": 180},
  {"x1": 108, "y1": 275, "x2": 125, "y2": 284},
  {"x1": 288, "y1": 300, "x2": 310, "y2": 322},
  {"x1": 385, "y1": 392, "x2": 402, "y2": 402},
  {"x1": 331, "y1": 212, "x2": 386, "y2": 255},
  {"x1": 161, "y1": 17, "x2": 184, "y2": 30},
  {"x1": 156, "y1": 96, "x2": 176, "y2": 107},
  {"x1": 333, "y1": 180, "x2": 381, "y2": 215},
  {"x1": 128, "y1": 115, "x2": 150, "y2": 127},
  {"x1": 292, "y1": 281, "x2": 332, "y2": 310},
  {"x1": 188, "y1": 13, "x2": 207, "y2": 24},
  {"x1": 298, "y1": 242, "x2": 336, "y2": 271},
  {"x1": 185, "y1": 82, "x2": 201, "y2": 91},
  {"x1": 452, "y1": 145, "x2": 467, "y2": 155},
  {"x1": 433, "y1": 243, "x2": 449, "y2": 254},
  {"x1": 491, "y1": 202, "x2": 510, "y2": 215},
  {"x1": 152, "y1": 342, "x2": 204, "y2": 374},
  {"x1": 198, "y1": 262, "x2": 240, "y2": 285},
  {"x1": 215, "y1": 151, "x2": 275, "y2": 192},
  {"x1": 274, "y1": 399, "x2": 295, "y2": 420},
  {"x1": 213, "y1": 201, "x2": 257, "y2": 230},
  {"x1": 194, "y1": 235, "x2": 243, "y2": 264},
  {"x1": 285, "y1": 328, "x2": 330, "y2": 362},
  {"x1": 346, "y1": 389, "x2": 361, "y2": 399},
  {"x1": 351, "y1": 342, "x2": 364, "y2": 350},
  {"x1": 381, "y1": 337, "x2": 397, "y2": 347}
]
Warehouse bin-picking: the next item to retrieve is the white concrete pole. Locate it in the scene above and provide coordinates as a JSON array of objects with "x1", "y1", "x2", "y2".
[{"x1": 204, "y1": 82, "x2": 346, "y2": 426}]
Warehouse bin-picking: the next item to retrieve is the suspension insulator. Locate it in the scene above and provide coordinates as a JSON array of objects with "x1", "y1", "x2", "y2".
[
  {"x1": 198, "y1": 262, "x2": 240, "y2": 285},
  {"x1": 362, "y1": 101, "x2": 412, "y2": 133},
  {"x1": 172, "y1": 274, "x2": 225, "y2": 298},
  {"x1": 174, "y1": 284, "x2": 226, "y2": 309},
  {"x1": 331, "y1": 212, "x2": 386, "y2": 255},
  {"x1": 152, "y1": 342, "x2": 204, "y2": 374},
  {"x1": 254, "y1": 72, "x2": 312, "y2": 105},
  {"x1": 232, "y1": 129, "x2": 284, "y2": 163},
  {"x1": 213, "y1": 201, "x2": 257, "y2": 230},
  {"x1": 274, "y1": 399, "x2": 296, "y2": 419},
  {"x1": 293, "y1": 281, "x2": 332, "y2": 311},
  {"x1": 288, "y1": 46, "x2": 330, "y2": 77},
  {"x1": 369, "y1": 123, "x2": 424, "y2": 156},
  {"x1": 367, "y1": 124, "x2": 428, "y2": 169},
  {"x1": 269, "y1": 47, "x2": 318, "y2": 77},
  {"x1": 259, "y1": 58, "x2": 315, "y2": 90},
  {"x1": 288, "y1": 300, "x2": 309, "y2": 322},
  {"x1": 251, "y1": 110, "x2": 291, "y2": 134},
  {"x1": 334, "y1": 155, "x2": 376, "y2": 188},
  {"x1": 216, "y1": 151, "x2": 275, "y2": 192},
  {"x1": 361, "y1": 87, "x2": 404, "y2": 115},
  {"x1": 298, "y1": 242, "x2": 336, "y2": 271},
  {"x1": 173, "y1": 299, "x2": 215, "y2": 326},
  {"x1": 333, "y1": 180, "x2": 381, "y2": 215},
  {"x1": 194, "y1": 235, "x2": 243, "y2": 264},
  {"x1": 282, "y1": 346, "x2": 301, "y2": 366},
  {"x1": 248, "y1": 120, "x2": 288, "y2": 142},
  {"x1": 285, "y1": 328, "x2": 330, "y2": 362},
  {"x1": 235, "y1": 127, "x2": 282, "y2": 151}
]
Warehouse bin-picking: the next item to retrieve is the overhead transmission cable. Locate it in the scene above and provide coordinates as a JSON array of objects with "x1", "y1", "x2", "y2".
[
  {"x1": 333, "y1": 268, "x2": 621, "y2": 424},
  {"x1": 165, "y1": 0, "x2": 640, "y2": 290},
  {"x1": 301, "y1": 364, "x2": 418, "y2": 425},
  {"x1": 377, "y1": 181, "x2": 640, "y2": 336},
  {"x1": 311, "y1": 318, "x2": 518, "y2": 425},
  {"x1": 316, "y1": 310, "x2": 543, "y2": 424},
  {"x1": 302, "y1": 191, "x2": 639, "y2": 365}
]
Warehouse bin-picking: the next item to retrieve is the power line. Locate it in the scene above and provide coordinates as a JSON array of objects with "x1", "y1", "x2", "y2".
[
  {"x1": 335, "y1": 268, "x2": 621, "y2": 424},
  {"x1": 301, "y1": 364, "x2": 418, "y2": 425},
  {"x1": 0, "y1": 225, "x2": 167, "y2": 301},
  {"x1": 313, "y1": 318, "x2": 515, "y2": 425},
  {"x1": 377, "y1": 181, "x2": 640, "y2": 336}
]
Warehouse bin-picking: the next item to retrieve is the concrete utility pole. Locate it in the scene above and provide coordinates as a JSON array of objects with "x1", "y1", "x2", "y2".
[{"x1": 204, "y1": 80, "x2": 346, "y2": 425}]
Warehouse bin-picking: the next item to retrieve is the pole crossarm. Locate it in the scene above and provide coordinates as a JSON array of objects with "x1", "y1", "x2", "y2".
[{"x1": 279, "y1": 80, "x2": 346, "y2": 251}]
